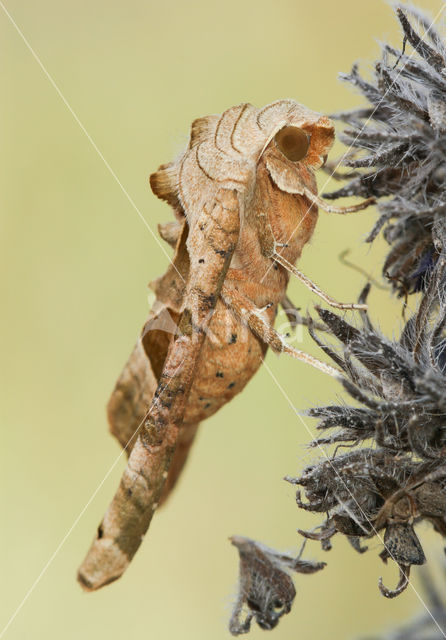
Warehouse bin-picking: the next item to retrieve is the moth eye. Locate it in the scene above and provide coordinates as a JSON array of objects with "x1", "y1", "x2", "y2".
[{"x1": 274, "y1": 126, "x2": 310, "y2": 162}]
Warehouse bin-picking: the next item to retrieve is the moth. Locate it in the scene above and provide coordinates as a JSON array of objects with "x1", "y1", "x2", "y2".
[{"x1": 77, "y1": 99, "x2": 373, "y2": 590}]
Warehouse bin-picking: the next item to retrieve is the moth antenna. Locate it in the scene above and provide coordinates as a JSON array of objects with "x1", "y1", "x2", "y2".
[{"x1": 303, "y1": 186, "x2": 375, "y2": 214}]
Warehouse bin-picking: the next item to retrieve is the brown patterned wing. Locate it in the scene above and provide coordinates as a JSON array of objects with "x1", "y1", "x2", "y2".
[{"x1": 77, "y1": 186, "x2": 240, "y2": 590}]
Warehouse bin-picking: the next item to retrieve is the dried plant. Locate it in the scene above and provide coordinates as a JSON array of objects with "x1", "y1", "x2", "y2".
[
  {"x1": 231, "y1": 3, "x2": 446, "y2": 635},
  {"x1": 326, "y1": 4, "x2": 446, "y2": 298},
  {"x1": 361, "y1": 569, "x2": 446, "y2": 638},
  {"x1": 229, "y1": 537, "x2": 324, "y2": 635},
  {"x1": 289, "y1": 289, "x2": 446, "y2": 598}
]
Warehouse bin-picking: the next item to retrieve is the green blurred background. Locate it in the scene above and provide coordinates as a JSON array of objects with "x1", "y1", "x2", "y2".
[{"x1": 1, "y1": 1, "x2": 445, "y2": 638}]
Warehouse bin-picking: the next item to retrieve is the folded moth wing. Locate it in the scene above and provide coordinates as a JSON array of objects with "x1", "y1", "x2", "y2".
[{"x1": 107, "y1": 220, "x2": 199, "y2": 504}]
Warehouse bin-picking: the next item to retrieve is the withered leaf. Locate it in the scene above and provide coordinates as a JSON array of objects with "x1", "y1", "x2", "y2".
[
  {"x1": 379, "y1": 564, "x2": 411, "y2": 599},
  {"x1": 383, "y1": 522, "x2": 426, "y2": 567},
  {"x1": 229, "y1": 536, "x2": 325, "y2": 635}
]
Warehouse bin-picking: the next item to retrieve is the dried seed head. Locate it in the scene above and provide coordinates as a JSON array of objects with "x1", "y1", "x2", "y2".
[
  {"x1": 325, "y1": 6, "x2": 446, "y2": 297},
  {"x1": 291, "y1": 4, "x2": 446, "y2": 589},
  {"x1": 229, "y1": 536, "x2": 325, "y2": 635},
  {"x1": 229, "y1": 537, "x2": 296, "y2": 635}
]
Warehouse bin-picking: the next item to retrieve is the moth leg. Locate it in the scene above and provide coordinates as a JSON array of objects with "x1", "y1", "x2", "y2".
[
  {"x1": 274, "y1": 252, "x2": 367, "y2": 311},
  {"x1": 78, "y1": 190, "x2": 240, "y2": 591},
  {"x1": 302, "y1": 186, "x2": 375, "y2": 214},
  {"x1": 221, "y1": 286, "x2": 340, "y2": 378},
  {"x1": 258, "y1": 221, "x2": 367, "y2": 311}
]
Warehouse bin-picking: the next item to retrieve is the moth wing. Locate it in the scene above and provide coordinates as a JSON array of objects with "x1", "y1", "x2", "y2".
[
  {"x1": 107, "y1": 219, "x2": 199, "y2": 503},
  {"x1": 189, "y1": 114, "x2": 219, "y2": 147},
  {"x1": 79, "y1": 104, "x2": 241, "y2": 589},
  {"x1": 149, "y1": 218, "x2": 189, "y2": 311},
  {"x1": 158, "y1": 220, "x2": 182, "y2": 248},
  {"x1": 150, "y1": 162, "x2": 182, "y2": 212},
  {"x1": 107, "y1": 339, "x2": 158, "y2": 454},
  {"x1": 149, "y1": 113, "x2": 219, "y2": 212},
  {"x1": 107, "y1": 335, "x2": 200, "y2": 506}
]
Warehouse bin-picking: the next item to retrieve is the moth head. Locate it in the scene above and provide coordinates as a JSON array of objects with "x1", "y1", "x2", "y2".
[
  {"x1": 257, "y1": 103, "x2": 335, "y2": 198},
  {"x1": 256, "y1": 101, "x2": 335, "y2": 170}
]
